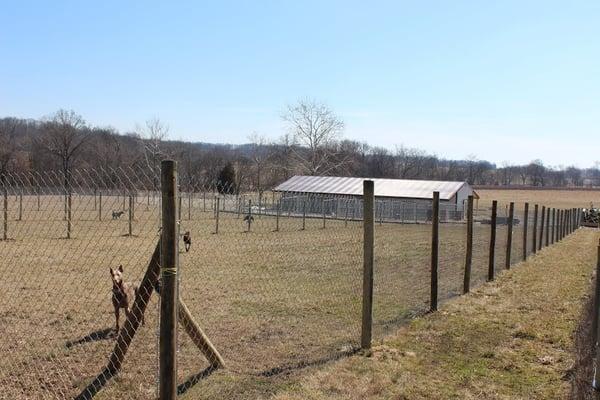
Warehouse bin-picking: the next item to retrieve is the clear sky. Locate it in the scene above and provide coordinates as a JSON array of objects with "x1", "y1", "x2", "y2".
[{"x1": 1, "y1": 1, "x2": 598, "y2": 167}]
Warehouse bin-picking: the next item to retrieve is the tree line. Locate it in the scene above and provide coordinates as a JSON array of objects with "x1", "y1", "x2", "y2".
[{"x1": 1, "y1": 100, "x2": 599, "y2": 193}]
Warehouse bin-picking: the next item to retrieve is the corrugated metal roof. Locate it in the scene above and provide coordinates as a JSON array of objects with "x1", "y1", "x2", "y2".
[{"x1": 274, "y1": 175, "x2": 470, "y2": 201}]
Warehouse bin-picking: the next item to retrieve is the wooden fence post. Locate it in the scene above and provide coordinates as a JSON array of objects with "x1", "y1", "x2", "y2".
[
  {"x1": 246, "y1": 199, "x2": 252, "y2": 232},
  {"x1": 506, "y1": 202, "x2": 514, "y2": 269},
  {"x1": 3, "y1": 187, "x2": 7, "y2": 241},
  {"x1": 488, "y1": 200, "x2": 498, "y2": 281},
  {"x1": 159, "y1": 160, "x2": 178, "y2": 400},
  {"x1": 18, "y1": 192, "x2": 22, "y2": 221},
  {"x1": 128, "y1": 194, "x2": 134, "y2": 237},
  {"x1": 361, "y1": 180, "x2": 374, "y2": 350},
  {"x1": 215, "y1": 197, "x2": 220, "y2": 234},
  {"x1": 37, "y1": 188, "x2": 40, "y2": 211},
  {"x1": 322, "y1": 197, "x2": 326, "y2": 229},
  {"x1": 67, "y1": 192, "x2": 72, "y2": 239},
  {"x1": 188, "y1": 191, "x2": 192, "y2": 221},
  {"x1": 593, "y1": 239, "x2": 600, "y2": 349},
  {"x1": 551, "y1": 208, "x2": 556, "y2": 244},
  {"x1": 430, "y1": 191, "x2": 440, "y2": 312},
  {"x1": 558, "y1": 209, "x2": 563, "y2": 241},
  {"x1": 99, "y1": 192, "x2": 102, "y2": 221},
  {"x1": 178, "y1": 194, "x2": 182, "y2": 221},
  {"x1": 463, "y1": 195, "x2": 474, "y2": 294},
  {"x1": 532, "y1": 204, "x2": 538, "y2": 254},
  {"x1": 539, "y1": 206, "x2": 545, "y2": 251},
  {"x1": 275, "y1": 199, "x2": 280, "y2": 232},
  {"x1": 345, "y1": 199, "x2": 349, "y2": 227},
  {"x1": 302, "y1": 197, "x2": 306, "y2": 230},
  {"x1": 522, "y1": 202, "x2": 529, "y2": 261}
]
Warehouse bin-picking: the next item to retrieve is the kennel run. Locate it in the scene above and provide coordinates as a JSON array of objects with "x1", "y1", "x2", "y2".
[{"x1": 273, "y1": 175, "x2": 479, "y2": 223}]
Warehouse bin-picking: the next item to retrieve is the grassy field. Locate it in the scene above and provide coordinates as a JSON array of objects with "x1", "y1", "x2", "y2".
[
  {"x1": 477, "y1": 188, "x2": 600, "y2": 210},
  {"x1": 0, "y1": 188, "x2": 593, "y2": 399},
  {"x1": 271, "y1": 228, "x2": 600, "y2": 400}
]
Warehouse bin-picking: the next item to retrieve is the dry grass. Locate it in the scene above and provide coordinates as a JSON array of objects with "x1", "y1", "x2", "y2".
[
  {"x1": 477, "y1": 189, "x2": 600, "y2": 210},
  {"x1": 272, "y1": 228, "x2": 600, "y2": 400},
  {"x1": 0, "y1": 189, "x2": 591, "y2": 399}
]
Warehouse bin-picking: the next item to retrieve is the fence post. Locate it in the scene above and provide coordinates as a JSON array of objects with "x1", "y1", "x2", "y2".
[
  {"x1": 67, "y1": 192, "x2": 72, "y2": 239},
  {"x1": 94, "y1": 188, "x2": 97, "y2": 211},
  {"x1": 99, "y1": 192, "x2": 102, "y2": 221},
  {"x1": 430, "y1": 191, "x2": 440, "y2": 312},
  {"x1": 551, "y1": 208, "x2": 556, "y2": 244},
  {"x1": 302, "y1": 197, "x2": 306, "y2": 230},
  {"x1": 539, "y1": 206, "x2": 545, "y2": 251},
  {"x1": 275, "y1": 199, "x2": 280, "y2": 232},
  {"x1": 322, "y1": 197, "x2": 326, "y2": 229},
  {"x1": 18, "y1": 191, "x2": 22, "y2": 221},
  {"x1": 488, "y1": 200, "x2": 498, "y2": 281},
  {"x1": 188, "y1": 191, "x2": 192, "y2": 221},
  {"x1": 532, "y1": 204, "x2": 538, "y2": 254},
  {"x1": 506, "y1": 202, "x2": 514, "y2": 269},
  {"x1": 345, "y1": 198, "x2": 349, "y2": 227},
  {"x1": 558, "y1": 209, "x2": 563, "y2": 241},
  {"x1": 247, "y1": 199, "x2": 252, "y2": 232},
  {"x1": 159, "y1": 160, "x2": 178, "y2": 400},
  {"x1": 128, "y1": 194, "x2": 134, "y2": 236},
  {"x1": 3, "y1": 187, "x2": 7, "y2": 241},
  {"x1": 522, "y1": 202, "x2": 529, "y2": 261},
  {"x1": 361, "y1": 180, "x2": 374, "y2": 350},
  {"x1": 544, "y1": 207, "x2": 550, "y2": 247},
  {"x1": 215, "y1": 197, "x2": 220, "y2": 234},
  {"x1": 37, "y1": 188, "x2": 40, "y2": 211},
  {"x1": 463, "y1": 195, "x2": 474, "y2": 294}
]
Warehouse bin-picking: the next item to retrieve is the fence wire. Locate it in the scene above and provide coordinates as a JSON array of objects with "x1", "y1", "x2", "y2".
[{"x1": 0, "y1": 171, "x2": 582, "y2": 400}]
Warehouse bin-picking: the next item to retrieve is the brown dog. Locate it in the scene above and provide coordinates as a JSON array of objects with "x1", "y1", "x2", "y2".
[
  {"x1": 183, "y1": 231, "x2": 191, "y2": 252},
  {"x1": 110, "y1": 265, "x2": 142, "y2": 334}
]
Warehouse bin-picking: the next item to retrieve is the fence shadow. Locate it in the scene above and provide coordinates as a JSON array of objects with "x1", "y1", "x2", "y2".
[
  {"x1": 177, "y1": 365, "x2": 219, "y2": 396},
  {"x1": 65, "y1": 328, "x2": 114, "y2": 349}
]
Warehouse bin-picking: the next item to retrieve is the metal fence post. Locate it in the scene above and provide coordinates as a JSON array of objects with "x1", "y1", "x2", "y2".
[
  {"x1": 430, "y1": 191, "x2": 440, "y2": 311},
  {"x1": 522, "y1": 202, "x2": 529, "y2": 261},
  {"x1": 506, "y1": 202, "x2": 514, "y2": 269},
  {"x1": 361, "y1": 180, "x2": 374, "y2": 350},
  {"x1": 488, "y1": 200, "x2": 497, "y2": 281},
  {"x1": 159, "y1": 160, "x2": 178, "y2": 400},
  {"x1": 463, "y1": 195, "x2": 473, "y2": 294}
]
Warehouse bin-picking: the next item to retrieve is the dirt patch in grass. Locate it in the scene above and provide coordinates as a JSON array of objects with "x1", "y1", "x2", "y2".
[{"x1": 272, "y1": 228, "x2": 600, "y2": 400}]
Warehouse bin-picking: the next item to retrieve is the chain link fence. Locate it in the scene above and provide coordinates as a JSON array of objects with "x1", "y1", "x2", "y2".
[{"x1": 0, "y1": 165, "x2": 584, "y2": 399}]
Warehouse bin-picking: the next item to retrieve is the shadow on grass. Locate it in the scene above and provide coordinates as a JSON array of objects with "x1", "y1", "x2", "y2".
[
  {"x1": 66, "y1": 328, "x2": 114, "y2": 349},
  {"x1": 257, "y1": 346, "x2": 361, "y2": 378},
  {"x1": 177, "y1": 365, "x2": 219, "y2": 396}
]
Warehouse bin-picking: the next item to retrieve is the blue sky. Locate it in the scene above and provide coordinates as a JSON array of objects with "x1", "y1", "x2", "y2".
[{"x1": 1, "y1": 1, "x2": 598, "y2": 167}]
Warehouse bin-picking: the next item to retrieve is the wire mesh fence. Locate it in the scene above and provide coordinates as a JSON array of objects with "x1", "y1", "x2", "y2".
[{"x1": 0, "y1": 166, "x2": 585, "y2": 399}]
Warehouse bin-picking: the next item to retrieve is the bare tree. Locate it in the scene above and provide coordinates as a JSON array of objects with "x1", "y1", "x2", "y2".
[
  {"x1": 0, "y1": 118, "x2": 19, "y2": 180},
  {"x1": 37, "y1": 110, "x2": 90, "y2": 187},
  {"x1": 282, "y1": 99, "x2": 345, "y2": 175},
  {"x1": 137, "y1": 117, "x2": 170, "y2": 188},
  {"x1": 248, "y1": 132, "x2": 275, "y2": 195}
]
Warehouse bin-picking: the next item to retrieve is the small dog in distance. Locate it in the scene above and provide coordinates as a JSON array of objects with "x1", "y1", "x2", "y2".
[
  {"x1": 112, "y1": 210, "x2": 125, "y2": 220},
  {"x1": 110, "y1": 265, "x2": 142, "y2": 335},
  {"x1": 183, "y1": 231, "x2": 191, "y2": 252}
]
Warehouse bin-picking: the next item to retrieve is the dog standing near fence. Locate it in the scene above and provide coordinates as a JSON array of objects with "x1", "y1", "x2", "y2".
[
  {"x1": 110, "y1": 265, "x2": 142, "y2": 334},
  {"x1": 183, "y1": 231, "x2": 192, "y2": 252}
]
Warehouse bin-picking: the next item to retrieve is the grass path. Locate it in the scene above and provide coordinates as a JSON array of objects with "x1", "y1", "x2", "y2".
[{"x1": 272, "y1": 228, "x2": 600, "y2": 400}]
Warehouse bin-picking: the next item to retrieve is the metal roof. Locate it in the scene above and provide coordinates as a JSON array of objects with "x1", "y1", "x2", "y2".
[{"x1": 274, "y1": 175, "x2": 471, "y2": 201}]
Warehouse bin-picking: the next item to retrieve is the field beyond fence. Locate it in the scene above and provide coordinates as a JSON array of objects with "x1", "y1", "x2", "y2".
[{"x1": 0, "y1": 167, "x2": 587, "y2": 399}]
